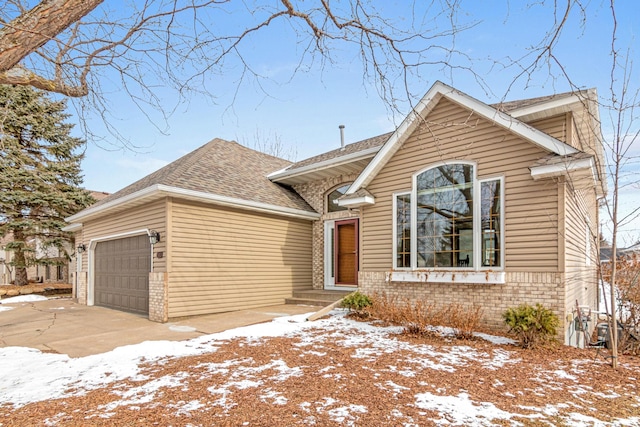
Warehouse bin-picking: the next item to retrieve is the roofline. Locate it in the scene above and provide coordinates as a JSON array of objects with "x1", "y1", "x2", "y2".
[
  {"x1": 507, "y1": 93, "x2": 584, "y2": 118},
  {"x1": 529, "y1": 157, "x2": 596, "y2": 180},
  {"x1": 61, "y1": 223, "x2": 82, "y2": 232},
  {"x1": 337, "y1": 194, "x2": 375, "y2": 208},
  {"x1": 348, "y1": 81, "x2": 578, "y2": 195},
  {"x1": 268, "y1": 146, "x2": 382, "y2": 182},
  {"x1": 66, "y1": 184, "x2": 320, "y2": 223}
]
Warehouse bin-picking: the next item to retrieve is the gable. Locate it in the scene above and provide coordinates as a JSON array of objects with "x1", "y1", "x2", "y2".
[
  {"x1": 346, "y1": 81, "x2": 580, "y2": 199},
  {"x1": 361, "y1": 97, "x2": 562, "y2": 272}
]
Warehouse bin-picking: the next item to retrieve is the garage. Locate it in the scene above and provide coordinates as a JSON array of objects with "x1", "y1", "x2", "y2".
[{"x1": 94, "y1": 234, "x2": 151, "y2": 315}]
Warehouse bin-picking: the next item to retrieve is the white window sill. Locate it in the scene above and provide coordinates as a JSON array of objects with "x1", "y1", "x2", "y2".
[{"x1": 386, "y1": 270, "x2": 505, "y2": 284}]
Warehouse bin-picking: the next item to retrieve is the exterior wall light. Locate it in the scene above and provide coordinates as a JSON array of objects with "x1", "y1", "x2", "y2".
[
  {"x1": 148, "y1": 230, "x2": 160, "y2": 245},
  {"x1": 77, "y1": 244, "x2": 86, "y2": 253}
]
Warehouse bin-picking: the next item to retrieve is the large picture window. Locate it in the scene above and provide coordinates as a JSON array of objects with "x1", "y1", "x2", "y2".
[
  {"x1": 416, "y1": 164, "x2": 474, "y2": 268},
  {"x1": 393, "y1": 162, "x2": 503, "y2": 270}
]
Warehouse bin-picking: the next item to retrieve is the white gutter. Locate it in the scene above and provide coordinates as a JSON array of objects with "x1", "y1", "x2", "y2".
[
  {"x1": 268, "y1": 146, "x2": 381, "y2": 182},
  {"x1": 337, "y1": 194, "x2": 376, "y2": 207},
  {"x1": 61, "y1": 223, "x2": 82, "y2": 232},
  {"x1": 348, "y1": 81, "x2": 578, "y2": 195},
  {"x1": 66, "y1": 184, "x2": 320, "y2": 223},
  {"x1": 508, "y1": 94, "x2": 582, "y2": 119},
  {"x1": 530, "y1": 157, "x2": 595, "y2": 180}
]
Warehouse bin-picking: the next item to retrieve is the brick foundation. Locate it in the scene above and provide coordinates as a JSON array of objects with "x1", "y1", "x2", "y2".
[
  {"x1": 76, "y1": 271, "x2": 87, "y2": 304},
  {"x1": 149, "y1": 272, "x2": 168, "y2": 322},
  {"x1": 359, "y1": 270, "x2": 567, "y2": 338}
]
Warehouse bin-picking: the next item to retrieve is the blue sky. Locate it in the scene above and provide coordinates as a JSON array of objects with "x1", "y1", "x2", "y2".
[{"x1": 72, "y1": 1, "x2": 639, "y2": 243}]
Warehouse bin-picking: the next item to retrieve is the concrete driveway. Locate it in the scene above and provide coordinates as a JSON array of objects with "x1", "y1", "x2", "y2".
[{"x1": 0, "y1": 297, "x2": 316, "y2": 357}]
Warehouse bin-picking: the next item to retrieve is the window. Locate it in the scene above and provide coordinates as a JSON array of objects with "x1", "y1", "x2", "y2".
[
  {"x1": 327, "y1": 184, "x2": 351, "y2": 212},
  {"x1": 416, "y1": 164, "x2": 474, "y2": 268},
  {"x1": 394, "y1": 193, "x2": 411, "y2": 268},
  {"x1": 393, "y1": 162, "x2": 503, "y2": 270},
  {"x1": 480, "y1": 179, "x2": 501, "y2": 267}
]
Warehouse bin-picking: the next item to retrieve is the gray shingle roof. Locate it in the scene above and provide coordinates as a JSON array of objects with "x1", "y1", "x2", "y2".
[
  {"x1": 492, "y1": 89, "x2": 586, "y2": 112},
  {"x1": 91, "y1": 138, "x2": 315, "y2": 213},
  {"x1": 285, "y1": 132, "x2": 392, "y2": 172}
]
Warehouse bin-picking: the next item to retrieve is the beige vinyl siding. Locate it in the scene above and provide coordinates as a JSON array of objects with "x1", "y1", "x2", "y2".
[
  {"x1": 527, "y1": 114, "x2": 568, "y2": 143},
  {"x1": 168, "y1": 200, "x2": 312, "y2": 318},
  {"x1": 80, "y1": 199, "x2": 167, "y2": 272},
  {"x1": 362, "y1": 97, "x2": 560, "y2": 272},
  {"x1": 563, "y1": 184, "x2": 599, "y2": 319}
]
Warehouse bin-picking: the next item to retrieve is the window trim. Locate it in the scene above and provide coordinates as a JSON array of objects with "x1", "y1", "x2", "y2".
[
  {"x1": 391, "y1": 161, "x2": 505, "y2": 276},
  {"x1": 326, "y1": 183, "x2": 352, "y2": 213},
  {"x1": 392, "y1": 191, "x2": 412, "y2": 270},
  {"x1": 478, "y1": 175, "x2": 505, "y2": 270}
]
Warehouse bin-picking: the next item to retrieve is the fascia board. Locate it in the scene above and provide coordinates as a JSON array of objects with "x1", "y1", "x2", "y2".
[
  {"x1": 530, "y1": 157, "x2": 595, "y2": 180},
  {"x1": 268, "y1": 146, "x2": 381, "y2": 182},
  {"x1": 66, "y1": 185, "x2": 160, "y2": 222},
  {"x1": 65, "y1": 184, "x2": 320, "y2": 223},
  {"x1": 158, "y1": 185, "x2": 320, "y2": 220},
  {"x1": 337, "y1": 195, "x2": 375, "y2": 207},
  {"x1": 508, "y1": 94, "x2": 582, "y2": 119},
  {"x1": 444, "y1": 88, "x2": 578, "y2": 156},
  {"x1": 61, "y1": 223, "x2": 82, "y2": 232},
  {"x1": 347, "y1": 84, "x2": 446, "y2": 195},
  {"x1": 348, "y1": 81, "x2": 577, "y2": 195}
]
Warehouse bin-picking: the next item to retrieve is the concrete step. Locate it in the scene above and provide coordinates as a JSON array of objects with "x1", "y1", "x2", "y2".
[
  {"x1": 284, "y1": 297, "x2": 335, "y2": 307},
  {"x1": 286, "y1": 289, "x2": 354, "y2": 307}
]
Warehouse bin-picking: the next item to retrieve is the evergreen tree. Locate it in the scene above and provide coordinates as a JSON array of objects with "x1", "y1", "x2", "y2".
[{"x1": 0, "y1": 85, "x2": 94, "y2": 286}]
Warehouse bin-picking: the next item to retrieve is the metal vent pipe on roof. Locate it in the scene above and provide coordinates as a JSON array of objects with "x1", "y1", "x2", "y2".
[{"x1": 339, "y1": 124, "x2": 345, "y2": 150}]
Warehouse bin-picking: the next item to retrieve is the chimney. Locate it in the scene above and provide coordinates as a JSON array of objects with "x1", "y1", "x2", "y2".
[{"x1": 339, "y1": 124, "x2": 345, "y2": 150}]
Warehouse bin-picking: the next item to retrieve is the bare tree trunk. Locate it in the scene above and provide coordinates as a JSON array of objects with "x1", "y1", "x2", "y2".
[
  {"x1": 11, "y1": 231, "x2": 29, "y2": 286},
  {"x1": 0, "y1": 0, "x2": 103, "y2": 72},
  {"x1": 610, "y1": 224, "x2": 619, "y2": 369}
]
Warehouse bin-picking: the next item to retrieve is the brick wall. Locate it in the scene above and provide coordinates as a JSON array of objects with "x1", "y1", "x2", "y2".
[
  {"x1": 359, "y1": 270, "x2": 569, "y2": 341},
  {"x1": 149, "y1": 271, "x2": 168, "y2": 322},
  {"x1": 76, "y1": 271, "x2": 87, "y2": 304},
  {"x1": 293, "y1": 173, "x2": 361, "y2": 289}
]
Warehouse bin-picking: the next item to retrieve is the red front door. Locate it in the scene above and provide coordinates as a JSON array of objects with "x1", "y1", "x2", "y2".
[{"x1": 335, "y1": 219, "x2": 358, "y2": 286}]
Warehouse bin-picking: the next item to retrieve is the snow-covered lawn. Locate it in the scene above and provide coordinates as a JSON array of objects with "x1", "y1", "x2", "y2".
[{"x1": 1, "y1": 308, "x2": 639, "y2": 426}]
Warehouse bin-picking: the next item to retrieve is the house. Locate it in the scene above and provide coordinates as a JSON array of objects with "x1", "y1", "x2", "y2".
[
  {"x1": 65, "y1": 82, "x2": 606, "y2": 345},
  {"x1": 601, "y1": 241, "x2": 640, "y2": 263}
]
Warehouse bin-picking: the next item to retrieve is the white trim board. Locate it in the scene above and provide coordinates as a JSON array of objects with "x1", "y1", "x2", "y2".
[{"x1": 347, "y1": 81, "x2": 578, "y2": 196}]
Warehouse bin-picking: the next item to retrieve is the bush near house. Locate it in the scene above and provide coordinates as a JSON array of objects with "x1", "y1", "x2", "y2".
[
  {"x1": 502, "y1": 303, "x2": 559, "y2": 349},
  {"x1": 341, "y1": 291, "x2": 373, "y2": 317},
  {"x1": 363, "y1": 292, "x2": 483, "y2": 340}
]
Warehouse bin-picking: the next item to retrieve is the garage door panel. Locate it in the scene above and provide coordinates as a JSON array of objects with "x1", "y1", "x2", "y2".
[{"x1": 95, "y1": 234, "x2": 150, "y2": 315}]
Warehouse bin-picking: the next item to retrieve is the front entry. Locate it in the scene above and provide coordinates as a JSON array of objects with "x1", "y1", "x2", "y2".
[{"x1": 324, "y1": 219, "x2": 359, "y2": 288}]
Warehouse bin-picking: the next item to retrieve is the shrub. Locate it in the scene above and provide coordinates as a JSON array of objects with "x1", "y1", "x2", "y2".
[
  {"x1": 341, "y1": 291, "x2": 372, "y2": 315},
  {"x1": 601, "y1": 253, "x2": 640, "y2": 355},
  {"x1": 502, "y1": 303, "x2": 559, "y2": 349},
  {"x1": 367, "y1": 292, "x2": 483, "y2": 340}
]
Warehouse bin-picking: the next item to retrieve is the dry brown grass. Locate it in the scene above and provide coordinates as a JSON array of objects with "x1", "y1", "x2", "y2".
[{"x1": 366, "y1": 292, "x2": 484, "y2": 340}]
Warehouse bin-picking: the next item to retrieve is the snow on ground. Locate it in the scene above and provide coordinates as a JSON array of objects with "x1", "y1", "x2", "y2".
[
  {"x1": 1, "y1": 310, "x2": 639, "y2": 426},
  {"x1": 0, "y1": 294, "x2": 48, "y2": 304},
  {"x1": 0, "y1": 294, "x2": 49, "y2": 311}
]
